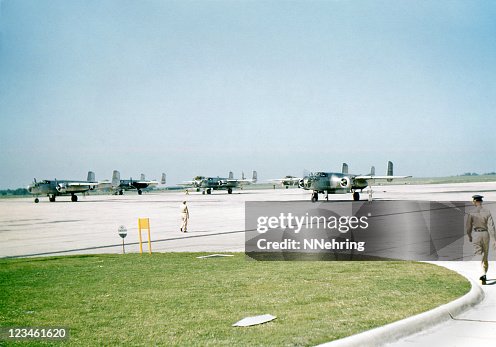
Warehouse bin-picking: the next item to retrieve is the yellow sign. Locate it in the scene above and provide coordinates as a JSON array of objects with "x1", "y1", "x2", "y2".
[{"x1": 138, "y1": 218, "x2": 152, "y2": 254}]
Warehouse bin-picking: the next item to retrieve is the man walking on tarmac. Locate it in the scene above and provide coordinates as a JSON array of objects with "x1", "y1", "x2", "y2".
[
  {"x1": 180, "y1": 201, "x2": 189, "y2": 233},
  {"x1": 466, "y1": 195, "x2": 495, "y2": 284}
]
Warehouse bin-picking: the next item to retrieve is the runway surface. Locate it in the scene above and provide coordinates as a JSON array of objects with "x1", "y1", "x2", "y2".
[{"x1": 1, "y1": 182, "x2": 495, "y2": 258}]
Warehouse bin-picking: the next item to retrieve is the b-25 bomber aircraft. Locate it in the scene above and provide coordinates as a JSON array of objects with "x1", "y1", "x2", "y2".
[
  {"x1": 27, "y1": 171, "x2": 101, "y2": 203},
  {"x1": 181, "y1": 171, "x2": 257, "y2": 194},
  {"x1": 298, "y1": 161, "x2": 410, "y2": 202},
  {"x1": 269, "y1": 175, "x2": 301, "y2": 189},
  {"x1": 111, "y1": 171, "x2": 161, "y2": 195}
]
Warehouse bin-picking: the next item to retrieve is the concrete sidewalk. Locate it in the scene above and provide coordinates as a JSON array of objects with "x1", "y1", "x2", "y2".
[
  {"x1": 318, "y1": 261, "x2": 494, "y2": 347},
  {"x1": 389, "y1": 261, "x2": 496, "y2": 346}
]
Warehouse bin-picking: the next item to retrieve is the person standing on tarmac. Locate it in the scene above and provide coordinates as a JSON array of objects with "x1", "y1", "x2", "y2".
[
  {"x1": 180, "y1": 201, "x2": 190, "y2": 233},
  {"x1": 466, "y1": 195, "x2": 495, "y2": 284}
]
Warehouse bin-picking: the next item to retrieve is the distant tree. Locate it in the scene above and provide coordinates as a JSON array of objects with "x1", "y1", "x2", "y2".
[
  {"x1": 14, "y1": 188, "x2": 29, "y2": 195},
  {"x1": 0, "y1": 188, "x2": 29, "y2": 196}
]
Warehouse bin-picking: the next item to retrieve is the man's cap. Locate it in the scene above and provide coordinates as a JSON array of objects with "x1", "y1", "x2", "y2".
[{"x1": 472, "y1": 195, "x2": 484, "y2": 201}]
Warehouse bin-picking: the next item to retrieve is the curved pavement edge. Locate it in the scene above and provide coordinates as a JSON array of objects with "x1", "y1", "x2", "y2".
[{"x1": 316, "y1": 266, "x2": 484, "y2": 347}]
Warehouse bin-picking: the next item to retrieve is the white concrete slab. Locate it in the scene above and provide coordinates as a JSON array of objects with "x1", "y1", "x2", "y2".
[{"x1": 1, "y1": 182, "x2": 495, "y2": 258}]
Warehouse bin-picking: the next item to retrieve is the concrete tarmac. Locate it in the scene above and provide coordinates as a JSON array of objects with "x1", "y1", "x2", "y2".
[
  {"x1": 1, "y1": 182, "x2": 496, "y2": 346},
  {"x1": 2, "y1": 182, "x2": 495, "y2": 258},
  {"x1": 1, "y1": 188, "x2": 315, "y2": 258}
]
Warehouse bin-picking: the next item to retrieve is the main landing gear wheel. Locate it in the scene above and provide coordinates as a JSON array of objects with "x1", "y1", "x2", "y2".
[
  {"x1": 227, "y1": 188, "x2": 233, "y2": 194},
  {"x1": 353, "y1": 192, "x2": 360, "y2": 201},
  {"x1": 119, "y1": 190, "x2": 124, "y2": 195},
  {"x1": 138, "y1": 189, "x2": 142, "y2": 195},
  {"x1": 71, "y1": 195, "x2": 78, "y2": 202},
  {"x1": 311, "y1": 192, "x2": 319, "y2": 202},
  {"x1": 49, "y1": 195, "x2": 56, "y2": 202},
  {"x1": 206, "y1": 188, "x2": 212, "y2": 195},
  {"x1": 34, "y1": 198, "x2": 39, "y2": 203}
]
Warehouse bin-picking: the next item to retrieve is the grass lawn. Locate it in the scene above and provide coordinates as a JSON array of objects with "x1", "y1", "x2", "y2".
[{"x1": 0, "y1": 253, "x2": 469, "y2": 346}]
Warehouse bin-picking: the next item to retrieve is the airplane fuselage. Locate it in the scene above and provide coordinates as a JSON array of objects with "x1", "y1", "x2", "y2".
[
  {"x1": 199, "y1": 177, "x2": 239, "y2": 190},
  {"x1": 300, "y1": 172, "x2": 361, "y2": 192},
  {"x1": 299, "y1": 172, "x2": 369, "y2": 201},
  {"x1": 119, "y1": 180, "x2": 151, "y2": 190},
  {"x1": 114, "y1": 180, "x2": 153, "y2": 195}
]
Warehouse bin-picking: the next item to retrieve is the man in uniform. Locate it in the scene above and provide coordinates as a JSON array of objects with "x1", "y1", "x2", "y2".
[
  {"x1": 180, "y1": 201, "x2": 189, "y2": 233},
  {"x1": 466, "y1": 195, "x2": 495, "y2": 284}
]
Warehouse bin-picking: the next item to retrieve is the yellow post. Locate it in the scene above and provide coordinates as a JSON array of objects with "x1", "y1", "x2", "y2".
[{"x1": 138, "y1": 218, "x2": 152, "y2": 254}]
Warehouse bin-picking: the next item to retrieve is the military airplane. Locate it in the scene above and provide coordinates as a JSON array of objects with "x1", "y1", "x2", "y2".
[
  {"x1": 269, "y1": 176, "x2": 300, "y2": 189},
  {"x1": 111, "y1": 171, "x2": 160, "y2": 195},
  {"x1": 27, "y1": 171, "x2": 101, "y2": 203},
  {"x1": 181, "y1": 171, "x2": 257, "y2": 194},
  {"x1": 298, "y1": 161, "x2": 410, "y2": 202}
]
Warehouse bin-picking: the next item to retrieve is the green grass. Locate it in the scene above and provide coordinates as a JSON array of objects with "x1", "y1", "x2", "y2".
[{"x1": 0, "y1": 254, "x2": 470, "y2": 346}]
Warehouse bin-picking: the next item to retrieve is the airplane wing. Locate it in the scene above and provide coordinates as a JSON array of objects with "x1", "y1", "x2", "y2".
[
  {"x1": 96, "y1": 181, "x2": 113, "y2": 189},
  {"x1": 268, "y1": 177, "x2": 302, "y2": 183},
  {"x1": 228, "y1": 179, "x2": 254, "y2": 185},
  {"x1": 67, "y1": 182, "x2": 98, "y2": 187},
  {"x1": 178, "y1": 181, "x2": 196, "y2": 186},
  {"x1": 354, "y1": 175, "x2": 411, "y2": 180},
  {"x1": 137, "y1": 180, "x2": 158, "y2": 185},
  {"x1": 58, "y1": 181, "x2": 98, "y2": 192},
  {"x1": 355, "y1": 161, "x2": 411, "y2": 181}
]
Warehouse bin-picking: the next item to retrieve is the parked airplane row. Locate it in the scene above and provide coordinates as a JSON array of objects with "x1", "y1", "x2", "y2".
[
  {"x1": 26, "y1": 170, "x2": 256, "y2": 203},
  {"x1": 27, "y1": 171, "x2": 166, "y2": 203},
  {"x1": 26, "y1": 161, "x2": 410, "y2": 202}
]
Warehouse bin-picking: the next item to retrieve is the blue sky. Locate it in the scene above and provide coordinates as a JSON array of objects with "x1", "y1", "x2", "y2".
[{"x1": 1, "y1": 0, "x2": 495, "y2": 188}]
